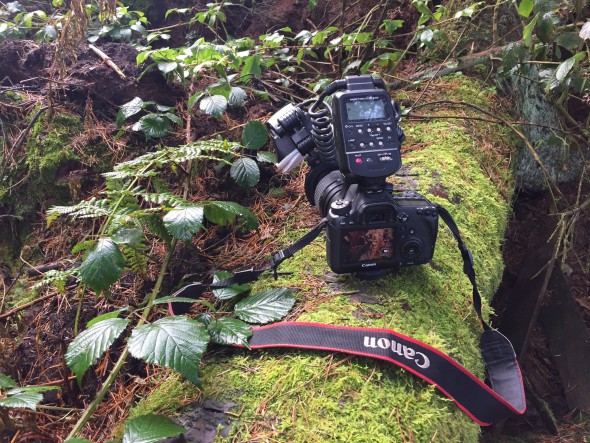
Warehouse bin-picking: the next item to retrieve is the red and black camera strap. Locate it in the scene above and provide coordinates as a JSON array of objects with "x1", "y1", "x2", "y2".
[{"x1": 169, "y1": 205, "x2": 525, "y2": 425}]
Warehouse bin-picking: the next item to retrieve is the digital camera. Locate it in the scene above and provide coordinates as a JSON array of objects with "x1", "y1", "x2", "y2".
[{"x1": 266, "y1": 75, "x2": 438, "y2": 277}]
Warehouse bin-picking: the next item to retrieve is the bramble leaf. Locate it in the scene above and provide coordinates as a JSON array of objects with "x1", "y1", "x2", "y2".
[
  {"x1": 78, "y1": 238, "x2": 125, "y2": 293},
  {"x1": 123, "y1": 414, "x2": 186, "y2": 443},
  {"x1": 0, "y1": 386, "x2": 59, "y2": 411},
  {"x1": 65, "y1": 318, "x2": 130, "y2": 383},
  {"x1": 0, "y1": 391, "x2": 43, "y2": 410},
  {"x1": 199, "y1": 95, "x2": 228, "y2": 118},
  {"x1": 0, "y1": 374, "x2": 17, "y2": 389},
  {"x1": 517, "y1": 0, "x2": 533, "y2": 17},
  {"x1": 212, "y1": 271, "x2": 251, "y2": 300},
  {"x1": 203, "y1": 201, "x2": 258, "y2": 229},
  {"x1": 138, "y1": 114, "x2": 173, "y2": 138},
  {"x1": 163, "y1": 206, "x2": 204, "y2": 241},
  {"x1": 229, "y1": 87, "x2": 248, "y2": 106},
  {"x1": 256, "y1": 151, "x2": 277, "y2": 164},
  {"x1": 208, "y1": 318, "x2": 252, "y2": 346},
  {"x1": 116, "y1": 97, "x2": 144, "y2": 126},
  {"x1": 234, "y1": 288, "x2": 296, "y2": 324},
  {"x1": 230, "y1": 158, "x2": 260, "y2": 188},
  {"x1": 242, "y1": 120, "x2": 267, "y2": 150},
  {"x1": 128, "y1": 316, "x2": 209, "y2": 385}
]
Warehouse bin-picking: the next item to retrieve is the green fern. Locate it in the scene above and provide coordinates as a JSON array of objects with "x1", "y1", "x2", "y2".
[{"x1": 122, "y1": 243, "x2": 149, "y2": 277}]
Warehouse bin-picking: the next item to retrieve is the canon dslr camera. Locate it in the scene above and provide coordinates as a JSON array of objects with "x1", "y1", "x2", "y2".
[{"x1": 266, "y1": 75, "x2": 438, "y2": 277}]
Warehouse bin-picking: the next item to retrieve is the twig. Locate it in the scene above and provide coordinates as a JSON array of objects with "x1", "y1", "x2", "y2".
[
  {"x1": 0, "y1": 291, "x2": 59, "y2": 320},
  {"x1": 88, "y1": 44, "x2": 126, "y2": 79},
  {"x1": 9, "y1": 106, "x2": 49, "y2": 158}
]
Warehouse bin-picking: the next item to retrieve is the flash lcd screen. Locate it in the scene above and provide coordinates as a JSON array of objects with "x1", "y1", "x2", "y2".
[
  {"x1": 345, "y1": 97, "x2": 386, "y2": 121},
  {"x1": 343, "y1": 228, "x2": 394, "y2": 262}
]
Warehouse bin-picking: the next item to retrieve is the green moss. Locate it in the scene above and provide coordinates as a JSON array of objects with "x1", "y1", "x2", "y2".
[
  {"x1": 111, "y1": 373, "x2": 202, "y2": 440},
  {"x1": 0, "y1": 112, "x2": 82, "y2": 265},
  {"x1": 135, "y1": 77, "x2": 515, "y2": 442}
]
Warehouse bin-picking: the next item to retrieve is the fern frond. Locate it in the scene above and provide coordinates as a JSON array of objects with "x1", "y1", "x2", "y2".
[
  {"x1": 31, "y1": 268, "x2": 78, "y2": 293},
  {"x1": 122, "y1": 243, "x2": 148, "y2": 277}
]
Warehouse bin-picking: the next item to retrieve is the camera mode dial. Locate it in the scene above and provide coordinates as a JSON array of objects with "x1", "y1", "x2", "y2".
[{"x1": 330, "y1": 200, "x2": 351, "y2": 216}]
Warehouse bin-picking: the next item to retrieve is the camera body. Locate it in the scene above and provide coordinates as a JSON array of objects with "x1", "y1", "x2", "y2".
[
  {"x1": 267, "y1": 75, "x2": 439, "y2": 277},
  {"x1": 326, "y1": 187, "x2": 438, "y2": 274}
]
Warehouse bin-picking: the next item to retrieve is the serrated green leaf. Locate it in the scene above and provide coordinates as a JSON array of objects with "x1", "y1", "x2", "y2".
[
  {"x1": 163, "y1": 112, "x2": 183, "y2": 126},
  {"x1": 242, "y1": 54, "x2": 262, "y2": 79},
  {"x1": 555, "y1": 56, "x2": 576, "y2": 83},
  {"x1": 139, "y1": 114, "x2": 172, "y2": 138},
  {"x1": 117, "y1": 97, "x2": 144, "y2": 126},
  {"x1": 242, "y1": 121, "x2": 268, "y2": 150},
  {"x1": 256, "y1": 151, "x2": 277, "y2": 164},
  {"x1": 0, "y1": 374, "x2": 17, "y2": 389},
  {"x1": 111, "y1": 227, "x2": 143, "y2": 245},
  {"x1": 234, "y1": 288, "x2": 296, "y2": 324},
  {"x1": 199, "y1": 95, "x2": 228, "y2": 118},
  {"x1": 208, "y1": 318, "x2": 252, "y2": 346},
  {"x1": 188, "y1": 92, "x2": 205, "y2": 109},
  {"x1": 523, "y1": 14, "x2": 538, "y2": 47},
  {"x1": 229, "y1": 87, "x2": 248, "y2": 106},
  {"x1": 382, "y1": 19, "x2": 404, "y2": 35},
  {"x1": 212, "y1": 271, "x2": 251, "y2": 300},
  {"x1": 128, "y1": 316, "x2": 209, "y2": 385},
  {"x1": 517, "y1": 0, "x2": 533, "y2": 17},
  {"x1": 6, "y1": 386, "x2": 60, "y2": 395},
  {"x1": 65, "y1": 318, "x2": 130, "y2": 383},
  {"x1": 64, "y1": 438, "x2": 93, "y2": 443},
  {"x1": 203, "y1": 201, "x2": 257, "y2": 229},
  {"x1": 78, "y1": 238, "x2": 125, "y2": 293},
  {"x1": 556, "y1": 32, "x2": 582, "y2": 50},
  {"x1": 87, "y1": 308, "x2": 126, "y2": 328},
  {"x1": 536, "y1": 12, "x2": 555, "y2": 43},
  {"x1": 44, "y1": 25, "x2": 57, "y2": 39},
  {"x1": 163, "y1": 206, "x2": 204, "y2": 241},
  {"x1": 123, "y1": 414, "x2": 185, "y2": 443},
  {"x1": 157, "y1": 61, "x2": 177, "y2": 75},
  {"x1": 230, "y1": 158, "x2": 260, "y2": 189},
  {"x1": 0, "y1": 392, "x2": 43, "y2": 411}
]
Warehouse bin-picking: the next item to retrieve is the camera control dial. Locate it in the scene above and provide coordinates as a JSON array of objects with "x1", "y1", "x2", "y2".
[
  {"x1": 330, "y1": 200, "x2": 351, "y2": 216},
  {"x1": 402, "y1": 239, "x2": 423, "y2": 260}
]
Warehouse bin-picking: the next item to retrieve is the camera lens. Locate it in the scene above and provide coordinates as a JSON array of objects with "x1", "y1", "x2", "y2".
[
  {"x1": 313, "y1": 170, "x2": 345, "y2": 217},
  {"x1": 402, "y1": 240, "x2": 422, "y2": 260}
]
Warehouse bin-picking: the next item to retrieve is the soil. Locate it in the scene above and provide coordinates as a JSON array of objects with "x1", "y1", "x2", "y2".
[{"x1": 0, "y1": 1, "x2": 589, "y2": 441}]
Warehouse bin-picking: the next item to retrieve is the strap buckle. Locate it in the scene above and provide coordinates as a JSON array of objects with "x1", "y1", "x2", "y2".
[{"x1": 232, "y1": 268, "x2": 260, "y2": 285}]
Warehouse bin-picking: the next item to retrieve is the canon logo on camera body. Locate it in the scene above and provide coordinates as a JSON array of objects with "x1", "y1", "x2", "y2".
[{"x1": 363, "y1": 336, "x2": 431, "y2": 369}]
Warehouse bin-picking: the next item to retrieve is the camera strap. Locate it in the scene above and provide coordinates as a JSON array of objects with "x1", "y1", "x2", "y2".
[{"x1": 169, "y1": 207, "x2": 525, "y2": 425}]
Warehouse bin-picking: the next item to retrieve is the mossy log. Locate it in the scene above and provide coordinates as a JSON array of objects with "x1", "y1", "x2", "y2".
[{"x1": 138, "y1": 77, "x2": 516, "y2": 442}]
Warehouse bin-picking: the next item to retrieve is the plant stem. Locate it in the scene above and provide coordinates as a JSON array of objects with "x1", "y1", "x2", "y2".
[{"x1": 65, "y1": 241, "x2": 177, "y2": 439}]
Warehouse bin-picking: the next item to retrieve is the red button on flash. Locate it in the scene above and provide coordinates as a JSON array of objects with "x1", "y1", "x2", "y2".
[{"x1": 355, "y1": 158, "x2": 363, "y2": 164}]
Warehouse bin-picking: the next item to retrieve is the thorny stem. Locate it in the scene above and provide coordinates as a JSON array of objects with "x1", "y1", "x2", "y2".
[
  {"x1": 65, "y1": 241, "x2": 177, "y2": 439},
  {"x1": 72, "y1": 152, "x2": 169, "y2": 335},
  {"x1": 67, "y1": 92, "x2": 197, "y2": 439}
]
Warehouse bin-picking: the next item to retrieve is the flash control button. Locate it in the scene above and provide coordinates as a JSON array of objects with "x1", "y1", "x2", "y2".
[{"x1": 398, "y1": 213, "x2": 409, "y2": 223}]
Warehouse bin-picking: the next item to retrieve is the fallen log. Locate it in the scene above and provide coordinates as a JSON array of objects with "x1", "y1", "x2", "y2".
[{"x1": 137, "y1": 76, "x2": 518, "y2": 442}]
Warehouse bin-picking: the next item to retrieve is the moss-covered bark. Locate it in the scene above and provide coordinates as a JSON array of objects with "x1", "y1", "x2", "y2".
[{"x1": 131, "y1": 76, "x2": 515, "y2": 442}]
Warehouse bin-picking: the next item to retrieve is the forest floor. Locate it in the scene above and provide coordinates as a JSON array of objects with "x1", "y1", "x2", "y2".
[{"x1": 0, "y1": 2, "x2": 589, "y2": 441}]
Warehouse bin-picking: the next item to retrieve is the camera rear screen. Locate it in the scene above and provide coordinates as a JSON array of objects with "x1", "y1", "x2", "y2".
[
  {"x1": 343, "y1": 228, "x2": 394, "y2": 262},
  {"x1": 345, "y1": 97, "x2": 386, "y2": 121}
]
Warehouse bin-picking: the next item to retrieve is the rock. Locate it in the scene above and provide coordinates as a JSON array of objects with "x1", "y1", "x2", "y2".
[{"x1": 497, "y1": 65, "x2": 584, "y2": 192}]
